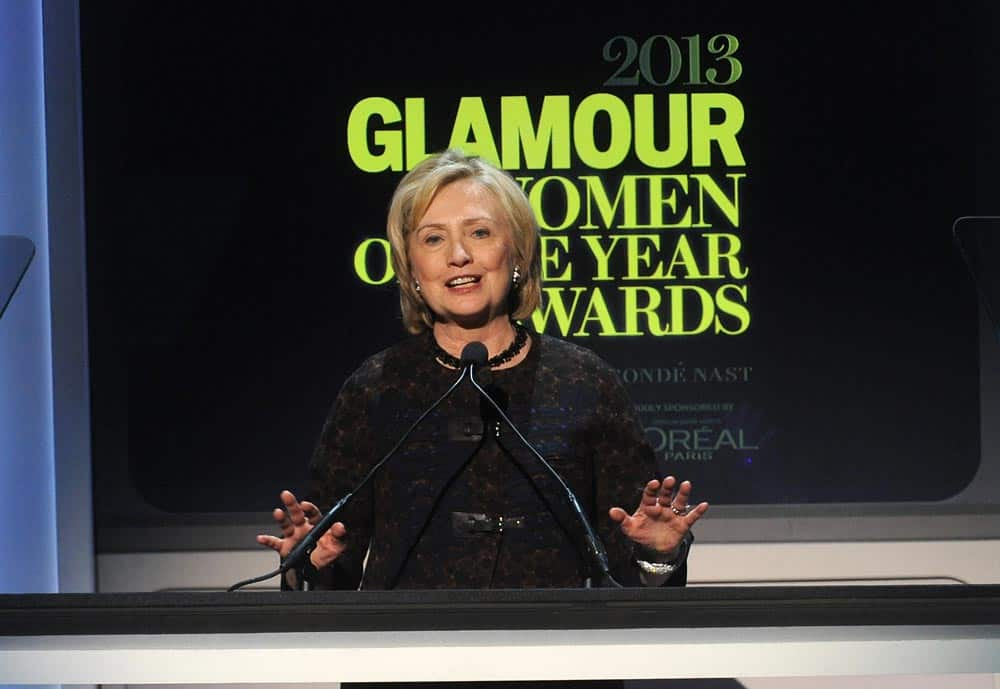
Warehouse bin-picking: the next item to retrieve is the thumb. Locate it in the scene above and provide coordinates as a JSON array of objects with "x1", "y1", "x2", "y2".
[{"x1": 608, "y1": 506, "x2": 629, "y2": 524}]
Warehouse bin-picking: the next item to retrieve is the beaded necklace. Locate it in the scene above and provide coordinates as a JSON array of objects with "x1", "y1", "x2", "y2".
[{"x1": 431, "y1": 322, "x2": 529, "y2": 369}]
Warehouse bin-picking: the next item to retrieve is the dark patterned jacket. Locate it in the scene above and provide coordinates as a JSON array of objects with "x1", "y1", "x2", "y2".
[{"x1": 306, "y1": 331, "x2": 686, "y2": 589}]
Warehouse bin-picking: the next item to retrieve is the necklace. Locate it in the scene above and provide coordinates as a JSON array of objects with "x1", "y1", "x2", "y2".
[{"x1": 432, "y1": 322, "x2": 529, "y2": 369}]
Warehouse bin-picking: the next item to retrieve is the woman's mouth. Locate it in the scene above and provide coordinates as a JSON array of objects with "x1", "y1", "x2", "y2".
[{"x1": 446, "y1": 275, "x2": 481, "y2": 288}]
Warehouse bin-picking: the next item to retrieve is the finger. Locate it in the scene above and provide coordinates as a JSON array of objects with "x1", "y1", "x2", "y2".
[
  {"x1": 608, "y1": 506, "x2": 630, "y2": 524},
  {"x1": 327, "y1": 521, "x2": 348, "y2": 541},
  {"x1": 640, "y1": 480, "x2": 660, "y2": 507},
  {"x1": 281, "y1": 491, "x2": 307, "y2": 526},
  {"x1": 656, "y1": 476, "x2": 678, "y2": 502},
  {"x1": 673, "y1": 479, "x2": 693, "y2": 503},
  {"x1": 256, "y1": 534, "x2": 283, "y2": 553},
  {"x1": 301, "y1": 501, "x2": 322, "y2": 525},
  {"x1": 684, "y1": 501, "x2": 710, "y2": 526},
  {"x1": 634, "y1": 480, "x2": 665, "y2": 518},
  {"x1": 272, "y1": 507, "x2": 295, "y2": 538},
  {"x1": 314, "y1": 524, "x2": 349, "y2": 568},
  {"x1": 670, "y1": 480, "x2": 693, "y2": 512}
]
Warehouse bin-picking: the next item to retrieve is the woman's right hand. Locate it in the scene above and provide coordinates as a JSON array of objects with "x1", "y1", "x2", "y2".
[{"x1": 256, "y1": 489, "x2": 348, "y2": 569}]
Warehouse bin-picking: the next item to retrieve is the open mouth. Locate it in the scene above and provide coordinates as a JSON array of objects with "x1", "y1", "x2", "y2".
[{"x1": 446, "y1": 275, "x2": 481, "y2": 287}]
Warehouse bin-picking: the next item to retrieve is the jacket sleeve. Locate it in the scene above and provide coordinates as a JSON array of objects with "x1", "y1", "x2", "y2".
[
  {"x1": 589, "y1": 360, "x2": 688, "y2": 587},
  {"x1": 300, "y1": 361, "x2": 381, "y2": 590}
]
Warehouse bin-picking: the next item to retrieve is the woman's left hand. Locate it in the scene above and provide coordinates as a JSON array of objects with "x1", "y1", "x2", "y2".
[{"x1": 609, "y1": 476, "x2": 709, "y2": 557}]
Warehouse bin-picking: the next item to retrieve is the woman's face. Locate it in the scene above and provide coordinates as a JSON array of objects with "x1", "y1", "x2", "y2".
[{"x1": 408, "y1": 178, "x2": 515, "y2": 328}]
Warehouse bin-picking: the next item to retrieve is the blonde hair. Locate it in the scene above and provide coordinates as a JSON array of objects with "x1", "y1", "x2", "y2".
[{"x1": 387, "y1": 149, "x2": 542, "y2": 334}]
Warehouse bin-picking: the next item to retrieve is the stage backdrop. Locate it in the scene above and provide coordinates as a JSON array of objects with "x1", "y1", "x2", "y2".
[{"x1": 81, "y1": 3, "x2": 996, "y2": 535}]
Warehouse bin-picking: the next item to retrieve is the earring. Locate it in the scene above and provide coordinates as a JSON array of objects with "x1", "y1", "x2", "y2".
[
  {"x1": 512, "y1": 266, "x2": 521, "y2": 286},
  {"x1": 414, "y1": 281, "x2": 421, "y2": 293}
]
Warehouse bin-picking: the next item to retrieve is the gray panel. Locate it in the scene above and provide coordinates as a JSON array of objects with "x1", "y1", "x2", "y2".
[{"x1": 43, "y1": 0, "x2": 95, "y2": 592}]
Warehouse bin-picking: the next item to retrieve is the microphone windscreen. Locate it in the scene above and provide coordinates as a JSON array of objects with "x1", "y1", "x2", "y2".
[{"x1": 460, "y1": 341, "x2": 488, "y2": 367}]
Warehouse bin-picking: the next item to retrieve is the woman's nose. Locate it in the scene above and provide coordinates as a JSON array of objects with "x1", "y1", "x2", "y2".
[{"x1": 449, "y1": 238, "x2": 471, "y2": 265}]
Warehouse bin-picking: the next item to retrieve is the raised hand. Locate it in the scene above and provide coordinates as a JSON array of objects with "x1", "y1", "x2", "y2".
[
  {"x1": 608, "y1": 476, "x2": 709, "y2": 556},
  {"x1": 256, "y1": 489, "x2": 348, "y2": 568}
]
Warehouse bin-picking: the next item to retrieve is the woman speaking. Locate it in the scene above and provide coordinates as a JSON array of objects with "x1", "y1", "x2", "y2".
[{"x1": 258, "y1": 150, "x2": 708, "y2": 590}]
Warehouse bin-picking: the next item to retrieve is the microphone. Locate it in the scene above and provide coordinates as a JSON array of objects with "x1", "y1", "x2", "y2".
[
  {"x1": 465, "y1": 343, "x2": 622, "y2": 589},
  {"x1": 229, "y1": 348, "x2": 481, "y2": 591},
  {"x1": 460, "y1": 342, "x2": 502, "y2": 434},
  {"x1": 460, "y1": 341, "x2": 488, "y2": 367}
]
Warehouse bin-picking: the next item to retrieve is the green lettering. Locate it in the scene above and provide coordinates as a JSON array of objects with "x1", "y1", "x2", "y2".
[
  {"x1": 448, "y1": 97, "x2": 501, "y2": 165},
  {"x1": 634, "y1": 94, "x2": 689, "y2": 168},
  {"x1": 647, "y1": 175, "x2": 692, "y2": 228},
  {"x1": 500, "y1": 95, "x2": 571, "y2": 170},
  {"x1": 404, "y1": 98, "x2": 429, "y2": 170},
  {"x1": 581, "y1": 235, "x2": 625, "y2": 281},
  {"x1": 690, "y1": 93, "x2": 745, "y2": 167},
  {"x1": 665, "y1": 234, "x2": 704, "y2": 279},
  {"x1": 580, "y1": 175, "x2": 639, "y2": 230},
  {"x1": 574, "y1": 94, "x2": 631, "y2": 169},
  {"x1": 714, "y1": 284, "x2": 750, "y2": 335},
  {"x1": 705, "y1": 233, "x2": 748, "y2": 279},
  {"x1": 540, "y1": 236, "x2": 572, "y2": 281},
  {"x1": 665, "y1": 285, "x2": 714, "y2": 334},
  {"x1": 353, "y1": 238, "x2": 394, "y2": 285},
  {"x1": 623, "y1": 235, "x2": 667, "y2": 280},
  {"x1": 526, "y1": 176, "x2": 581, "y2": 231},
  {"x1": 347, "y1": 97, "x2": 403, "y2": 173},
  {"x1": 532, "y1": 287, "x2": 588, "y2": 335},
  {"x1": 574, "y1": 288, "x2": 621, "y2": 336},
  {"x1": 692, "y1": 173, "x2": 743, "y2": 228},
  {"x1": 620, "y1": 286, "x2": 669, "y2": 336}
]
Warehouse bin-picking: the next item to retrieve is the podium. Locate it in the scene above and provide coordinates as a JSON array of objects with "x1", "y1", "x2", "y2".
[{"x1": 2, "y1": 586, "x2": 999, "y2": 684}]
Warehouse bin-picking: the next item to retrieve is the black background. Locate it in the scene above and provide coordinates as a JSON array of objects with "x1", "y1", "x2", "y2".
[{"x1": 81, "y1": 2, "x2": 995, "y2": 517}]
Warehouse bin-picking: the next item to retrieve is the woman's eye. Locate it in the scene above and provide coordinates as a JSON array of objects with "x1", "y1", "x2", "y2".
[
  {"x1": 472, "y1": 227, "x2": 491, "y2": 238},
  {"x1": 423, "y1": 235, "x2": 443, "y2": 245}
]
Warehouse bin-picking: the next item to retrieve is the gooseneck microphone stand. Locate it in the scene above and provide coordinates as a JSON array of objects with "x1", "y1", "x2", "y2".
[{"x1": 229, "y1": 340, "x2": 623, "y2": 591}]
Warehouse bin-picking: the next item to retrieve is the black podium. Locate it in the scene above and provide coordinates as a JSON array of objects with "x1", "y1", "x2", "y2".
[{"x1": 2, "y1": 587, "x2": 999, "y2": 684}]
